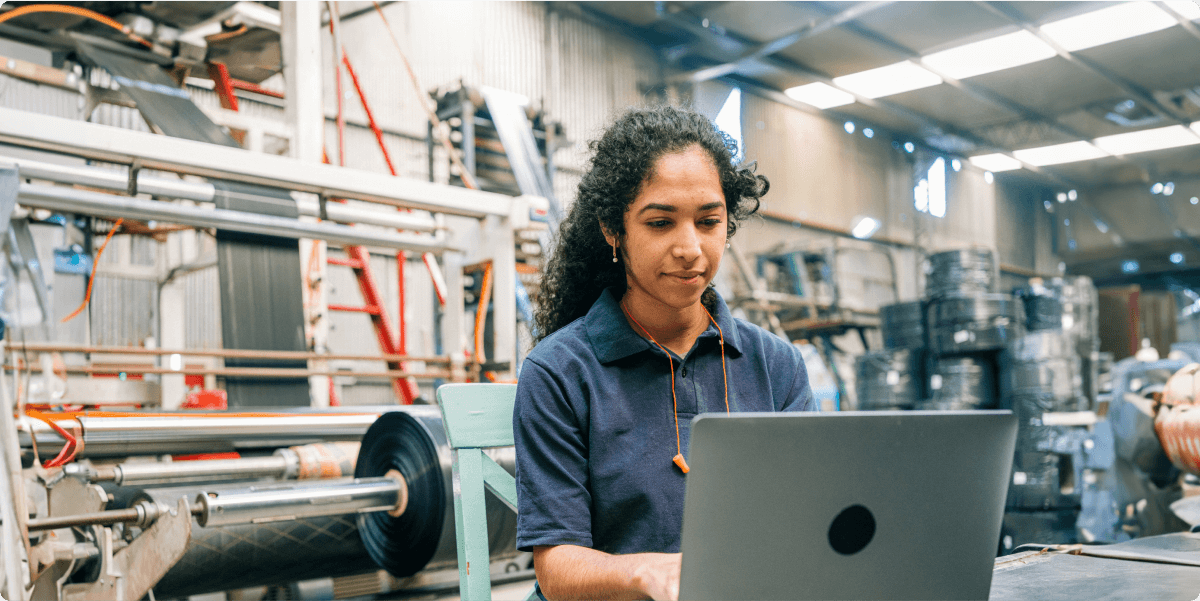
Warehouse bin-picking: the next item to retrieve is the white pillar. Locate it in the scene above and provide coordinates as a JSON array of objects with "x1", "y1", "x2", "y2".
[
  {"x1": 488, "y1": 216, "x2": 517, "y2": 373},
  {"x1": 282, "y1": 1, "x2": 330, "y2": 407},
  {"x1": 159, "y1": 232, "x2": 186, "y2": 409}
]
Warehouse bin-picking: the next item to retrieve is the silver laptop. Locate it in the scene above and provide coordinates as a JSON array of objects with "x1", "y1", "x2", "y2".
[{"x1": 679, "y1": 411, "x2": 1017, "y2": 601}]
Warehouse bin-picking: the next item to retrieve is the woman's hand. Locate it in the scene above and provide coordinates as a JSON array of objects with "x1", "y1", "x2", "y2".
[{"x1": 631, "y1": 553, "x2": 682, "y2": 601}]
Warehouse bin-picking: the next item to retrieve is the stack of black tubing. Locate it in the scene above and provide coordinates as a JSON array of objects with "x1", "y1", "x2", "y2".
[{"x1": 925, "y1": 249, "x2": 995, "y2": 299}]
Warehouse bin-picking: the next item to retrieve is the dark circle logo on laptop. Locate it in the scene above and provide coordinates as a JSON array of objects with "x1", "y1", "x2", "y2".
[{"x1": 827, "y1": 504, "x2": 876, "y2": 555}]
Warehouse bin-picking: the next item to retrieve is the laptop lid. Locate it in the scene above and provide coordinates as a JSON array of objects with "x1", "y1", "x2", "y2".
[{"x1": 678, "y1": 411, "x2": 1017, "y2": 601}]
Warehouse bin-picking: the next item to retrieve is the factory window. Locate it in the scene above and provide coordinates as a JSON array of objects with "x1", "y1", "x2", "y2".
[
  {"x1": 914, "y1": 157, "x2": 947, "y2": 218},
  {"x1": 715, "y1": 87, "x2": 743, "y2": 161}
]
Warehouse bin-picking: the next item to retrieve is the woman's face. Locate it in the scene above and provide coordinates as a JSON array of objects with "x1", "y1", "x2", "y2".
[{"x1": 613, "y1": 145, "x2": 727, "y2": 311}]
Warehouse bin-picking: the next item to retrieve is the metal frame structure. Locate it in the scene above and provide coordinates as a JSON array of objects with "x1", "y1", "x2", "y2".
[{"x1": 0, "y1": 108, "x2": 531, "y2": 404}]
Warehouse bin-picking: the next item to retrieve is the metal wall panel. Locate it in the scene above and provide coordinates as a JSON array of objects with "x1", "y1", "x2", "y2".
[
  {"x1": 89, "y1": 276, "x2": 155, "y2": 347},
  {"x1": 184, "y1": 267, "x2": 222, "y2": 350},
  {"x1": 0, "y1": 74, "x2": 82, "y2": 119}
]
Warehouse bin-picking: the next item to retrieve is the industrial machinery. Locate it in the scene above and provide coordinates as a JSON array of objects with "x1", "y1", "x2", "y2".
[
  {"x1": 1, "y1": 405, "x2": 527, "y2": 601},
  {"x1": 0, "y1": 3, "x2": 544, "y2": 595}
]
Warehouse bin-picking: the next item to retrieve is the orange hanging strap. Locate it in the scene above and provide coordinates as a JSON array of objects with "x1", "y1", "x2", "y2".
[
  {"x1": 703, "y1": 306, "x2": 731, "y2": 413},
  {"x1": 621, "y1": 303, "x2": 688, "y2": 474},
  {"x1": 63, "y1": 219, "x2": 124, "y2": 323}
]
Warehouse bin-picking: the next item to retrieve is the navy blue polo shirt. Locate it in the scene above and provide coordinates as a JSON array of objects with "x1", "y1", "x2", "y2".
[{"x1": 514, "y1": 287, "x2": 815, "y2": 557}]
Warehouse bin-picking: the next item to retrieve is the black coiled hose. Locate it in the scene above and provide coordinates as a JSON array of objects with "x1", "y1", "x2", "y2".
[{"x1": 355, "y1": 411, "x2": 446, "y2": 577}]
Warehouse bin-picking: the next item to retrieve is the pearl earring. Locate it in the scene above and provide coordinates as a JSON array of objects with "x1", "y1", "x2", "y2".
[
  {"x1": 613, "y1": 245, "x2": 618, "y2": 263},
  {"x1": 726, "y1": 242, "x2": 731, "y2": 248}
]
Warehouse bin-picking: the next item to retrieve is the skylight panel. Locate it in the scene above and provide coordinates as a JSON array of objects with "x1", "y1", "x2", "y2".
[
  {"x1": 1165, "y1": 1, "x2": 1200, "y2": 21},
  {"x1": 783, "y1": 82, "x2": 855, "y2": 109},
  {"x1": 1092, "y1": 125, "x2": 1200, "y2": 155},
  {"x1": 1012, "y1": 141, "x2": 1109, "y2": 166},
  {"x1": 968, "y1": 154, "x2": 1022, "y2": 172},
  {"x1": 922, "y1": 31, "x2": 1056, "y2": 80},
  {"x1": 832, "y1": 61, "x2": 943, "y2": 99},
  {"x1": 1040, "y1": 2, "x2": 1177, "y2": 52}
]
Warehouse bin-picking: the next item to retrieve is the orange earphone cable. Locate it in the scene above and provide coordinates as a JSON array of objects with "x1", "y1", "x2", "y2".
[
  {"x1": 703, "y1": 306, "x2": 731, "y2": 413},
  {"x1": 620, "y1": 301, "x2": 729, "y2": 474}
]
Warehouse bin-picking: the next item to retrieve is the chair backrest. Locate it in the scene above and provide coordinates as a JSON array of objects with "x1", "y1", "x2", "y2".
[
  {"x1": 438, "y1": 382, "x2": 519, "y2": 449},
  {"x1": 435, "y1": 383, "x2": 531, "y2": 601}
]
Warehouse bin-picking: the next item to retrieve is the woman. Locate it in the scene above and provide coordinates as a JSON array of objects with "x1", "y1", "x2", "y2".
[{"x1": 514, "y1": 105, "x2": 815, "y2": 601}]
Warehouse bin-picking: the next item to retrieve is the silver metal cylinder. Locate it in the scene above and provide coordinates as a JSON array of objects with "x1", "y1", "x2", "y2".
[
  {"x1": 193, "y1": 476, "x2": 403, "y2": 527},
  {"x1": 3, "y1": 154, "x2": 439, "y2": 232},
  {"x1": 16, "y1": 183, "x2": 448, "y2": 252},
  {"x1": 113, "y1": 455, "x2": 293, "y2": 486},
  {"x1": 4, "y1": 154, "x2": 216, "y2": 202},
  {"x1": 21, "y1": 413, "x2": 379, "y2": 458}
]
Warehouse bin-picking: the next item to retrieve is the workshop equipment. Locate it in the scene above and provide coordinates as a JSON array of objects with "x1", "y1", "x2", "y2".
[
  {"x1": 880, "y1": 300, "x2": 926, "y2": 350},
  {"x1": 855, "y1": 349, "x2": 921, "y2": 410},
  {"x1": 925, "y1": 248, "x2": 996, "y2": 299},
  {"x1": 922, "y1": 355, "x2": 997, "y2": 410},
  {"x1": 927, "y1": 293, "x2": 1025, "y2": 355}
]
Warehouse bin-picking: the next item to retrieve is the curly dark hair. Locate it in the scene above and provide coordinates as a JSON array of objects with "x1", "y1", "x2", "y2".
[{"x1": 533, "y1": 104, "x2": 768, "y2": 342}]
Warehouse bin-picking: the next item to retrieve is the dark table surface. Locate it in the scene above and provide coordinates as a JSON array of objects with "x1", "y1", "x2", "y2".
[{"x1": 990, "y1": 535, "x2": 1200, "y2": 601}]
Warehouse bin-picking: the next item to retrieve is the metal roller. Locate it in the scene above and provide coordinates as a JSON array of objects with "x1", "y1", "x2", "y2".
[
  {"x1": 928, "y1": 293, "x2": 1024, "y2": 355},
  {"x1": 193, "y1": 476, "x2": 405, "y2": 527},
  {"x1": 925, "y1": 249, "x2": 996, "y2": 299},
  {"x1": 20, "y1": 412, "x2": 380, "y2": 458},
  {"x1": 135, "y1": 484, "x2": 379, "y2": 599},
  {"x1": 855, "y1": 349, "x2": 921, "y2": 410},
  {"x1": 921, "y1": 355, "x2": 996, "y2": 410},
  {"x1": 128, "y1": 407, "x2": 519, "y2": 598},
  {"x1": 880, "y1": 301, "x2": 926, "y2": 350}
]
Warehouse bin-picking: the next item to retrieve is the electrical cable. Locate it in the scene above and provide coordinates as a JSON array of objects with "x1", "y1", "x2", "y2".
[
  {"x1": 0, "y1": 4, "x2": 153, "y2": 48},
  {"x1": 62, "y1": 218, "x2": 124, "y2": 323},
  {"x1": 474, "y1": 262, "x2": 494, "y2": 364},
  {"x1": 25, "y1": 411, "x2": 79, "y2": 468},
  {"x1": 204, "y1": 24, "x2": 248, "y2": 43}
]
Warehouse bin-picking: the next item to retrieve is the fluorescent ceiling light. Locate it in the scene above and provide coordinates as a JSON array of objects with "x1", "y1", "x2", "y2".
[
  {"x1": 1093, "y1": 125, "x2": 1200, "y2": 155},
  {"x1": 969, "y1": 153, "x2": 1022, "y2": 172},
  {"x1": 1012, "y1": 141, "x2": 1109, "y2": 166},
  {"x1": 832, "y1": 61, "x2": 942, "y2": 99},
  {"x1": 1165, "y1": 1, "x2": 1200, "y2": 20},
  {"x1": 784, "y1": 82, "x2": 855, "y2": 109},
  {"x1": 922, "y1": 31, "x2": 1056, "y2": 79},
  {"x1": 851, "y1": 216, "x2": 881, "y2": 239},
  {"x1": 1040, "y1": 3, "x2": 1177, "y2": 52},
  {"x1": 1192, "y1": 120, "x2": 1200, "y2": 136}
]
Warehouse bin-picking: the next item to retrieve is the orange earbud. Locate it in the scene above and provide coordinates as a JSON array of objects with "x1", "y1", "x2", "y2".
[{"x1": 673, "y1": 453, "x2": 691, "y2": 474}]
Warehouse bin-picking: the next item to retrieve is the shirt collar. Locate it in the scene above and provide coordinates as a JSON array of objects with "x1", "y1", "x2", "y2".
[{"x1": 585, "y1": 287, "x2": 745, "y2": 364}]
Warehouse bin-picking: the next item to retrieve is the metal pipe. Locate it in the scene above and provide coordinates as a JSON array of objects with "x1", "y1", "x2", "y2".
[
  {"x1": 4, "y1": 154, "x2": 440, "y2": 231},
  {"x1": 6, "y1": 341, "x2": 457, "y2": 364},
  {"x1": 5, "y1": 155, "x2": 215, "y2": 201},
  {"x1": 25, "y1": 501, "x2": 175, "y2": 532},
  {"x1": 106, "y1": 455, "x2": 292, "y2": 486},
  {"x1": 21, "y1": 413, "x2": 382, "y2": 457},
  {"x1": 16, "y1": 183, "x2": 449, "y2": 252},
  {"x1": 0, "y1": 107, "x2": 521, "y2": 218},
  {"x1": 3, "y1": 363, "x2": 451, "y2": 379},
  {"x1": 193, "y1": 475, "x2": 405, "y2": 527}
]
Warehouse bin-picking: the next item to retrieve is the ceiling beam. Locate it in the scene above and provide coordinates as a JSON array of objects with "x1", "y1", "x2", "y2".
[
  {"x1": 649, "y1": 7, "x2": 1083, "y2": 189},
  {"x1": 1156, "y1": 1, "x2": 1200, "y2": 44},
  {"x1": 805, "y1": 2, "x2": 1154, "y2": 182},
  {"x1": 670, "y1": 1, "x2": 893, "y2": 84},
  {"x1": 976, "y1": 0, "x2": 1196, "y2": 127}
]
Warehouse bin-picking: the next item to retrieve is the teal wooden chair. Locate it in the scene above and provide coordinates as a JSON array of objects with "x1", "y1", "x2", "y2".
[{"x1": 436, "y1": 383, "x2": 537, "y2": 601}]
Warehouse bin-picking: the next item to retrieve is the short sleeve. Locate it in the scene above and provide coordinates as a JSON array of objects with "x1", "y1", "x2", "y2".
[
  {"x1": 781, "y1": 345, "x2": 817, "y2": 412},
  {"x1": 514, "y1": 359, "x2": 594, "y2": 551}
]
